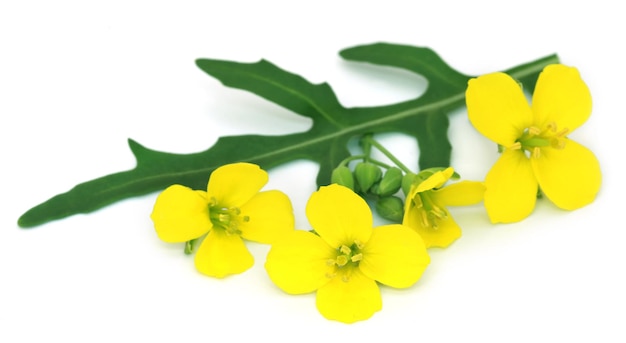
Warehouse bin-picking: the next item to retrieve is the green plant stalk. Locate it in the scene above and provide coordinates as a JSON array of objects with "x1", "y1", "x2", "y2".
[{"x1": 361, "y1": 135, "x2": 413, "y2": 174}]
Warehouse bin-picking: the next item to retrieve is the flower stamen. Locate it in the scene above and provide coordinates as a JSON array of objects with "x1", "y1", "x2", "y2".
[
  {"x1": 416, "y1": 192, "x2": 448, "y2": 230},
  {"x1": 329, "y1": 241, "x2": 364, "y2": 273},
  {"x1": 532, "y1": 147, "x2": 541, "y2": 159},
  {"x1": 209, "y1": 205, "x2": 244, "y2": 235},
  {"x1": 546, "y1": 121, "x2": 558, "y2": 132},
  {"x1": 351, "y1": 253, "x2": 363, "y2": 262},
  {"x1": 528, "y1": 126, "x2": 542, "y2": 136},
  {"x1": 508, "y1": 142, "x2": 522, "y2": 150}
]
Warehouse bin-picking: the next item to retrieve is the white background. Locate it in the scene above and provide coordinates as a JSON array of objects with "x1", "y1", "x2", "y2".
[{"x1": 2, "y1": 1, "x2": 624, "y2": 342}]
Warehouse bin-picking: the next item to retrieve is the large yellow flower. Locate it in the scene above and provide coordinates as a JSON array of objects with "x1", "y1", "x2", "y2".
[
  {"x1": 151, "y1": 163, "x2": 294, "y2": 278},
  {"x1": 403, "y1": 167, "x2": 485, "y2": 248},
  {"x1": 265, "y1": 184, "x2": 430, "y2": 323},
  {"x1": 466, "y1": 64, "x2": 601, "y2": 223}
]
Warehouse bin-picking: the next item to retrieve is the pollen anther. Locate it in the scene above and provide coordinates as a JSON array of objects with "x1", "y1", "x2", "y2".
[
  {"x1": 351, "y1": 253, "x2": 363, "y2": 262},
  {"x1": 508, "y1": 142, "x2": 522, "y2": 150},
  {"x1": 528, "y1": 126, "x2": 541, "y2": 136},
  {"x1": 532, "y1": 147, "x2": 541, "y2": 159}
]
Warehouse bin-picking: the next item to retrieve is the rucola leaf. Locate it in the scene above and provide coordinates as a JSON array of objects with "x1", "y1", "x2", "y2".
[{"x1": 17, "y1": 43, "x2": 559, "y2": 228}]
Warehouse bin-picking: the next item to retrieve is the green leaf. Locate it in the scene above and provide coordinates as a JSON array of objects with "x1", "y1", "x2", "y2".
[{"x1": 17, "y1": 43, "x2": 559, "y2": 228}]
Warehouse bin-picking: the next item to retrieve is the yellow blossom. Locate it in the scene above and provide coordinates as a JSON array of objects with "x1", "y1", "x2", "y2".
[
  {"x1": 265, "y1": 184, "x2": 430, "y2": 323},
  {"x1": 403, "y1": 167, "x2": 485, "y2": 248},
  {"x1": 151, "y1": 163, "x2": 294, "y2": 278},
  {"x1": 466, "y1": 64, "x2": 601, "y2": 223}
]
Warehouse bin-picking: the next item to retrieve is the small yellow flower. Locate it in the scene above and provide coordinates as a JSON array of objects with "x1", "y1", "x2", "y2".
[
  {"x1": 403, "y1": 168, "x2": 485, "y2": 248},
  {"x1": 265, "y1": 184, "x2": 430, "y2": 323},
  {"x1": 466, "y1": 64, "x2": 601, "y2": 223},
  {"x1": 151, "y1": 163, "x2": 294, "y2": 278}
]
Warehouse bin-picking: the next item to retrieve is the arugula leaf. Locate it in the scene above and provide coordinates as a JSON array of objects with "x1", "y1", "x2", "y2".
[{"x1": 17, "y1": 43, "x2": 558, "y2": 228}]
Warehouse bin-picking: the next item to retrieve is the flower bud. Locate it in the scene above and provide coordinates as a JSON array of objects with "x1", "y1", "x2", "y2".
[
  {"x1": 402, "y1": 172, "x2": 417, "y2": 196},
  {"x1": 354, "y1": 162, "x2": 382, "y2": 193},
  {"x1": 376, "y1": 167, "x2": 403, "y2": 197},
  {"x1": 331, "y1": 166, "x2": 355, "y2": 190},
  {"x1": 375, "y1": 196, "x2": 404, "y2": 222}
]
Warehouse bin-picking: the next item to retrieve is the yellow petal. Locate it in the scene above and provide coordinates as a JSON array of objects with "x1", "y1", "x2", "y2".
[
  {"x1": 466, "y1": 72, "x2": 533, "y2": 147},
  {"x1": 207, "y1": 163, "x2": 268, "y2": 208},
  {"x1": 431, "y1": 181, "x2": 485, "y2": 206},
  {"x1": 421, "y1": 211, "x2": 463, "y2": 248},
  {"x1": 415, "y1": 167, "x2": 454, "y2": 192},
  {"x1": 151, "y1": 185, "x2": 211, "y2": 243},
  {"x1": 316, "y1": 268, "x2": 382, "y2": 323},
  {"x1": 239, "y1": 190, "x2": 295, "y2": 244},
  {"x1": 484, "y1": 150, "x2": 538, "y2": 223},
  {"x1": 194, "y1": 229, "x2": 253, "y2": 278},
  {"x1": 359, "y1": 224, "x2": 430, "y2": 288},
  {"x1": 532, "y1": 139, "x2": 601, "y2": 210},
  {"x1": 402, "y1": 201, "x2": 462, "y2": 248},
  {"x1": 265, "y1": 230, "x2": 336, "y2": 294},
  {"x1": 402, "y1": 191, "x2": 425, "y2": 230},
  {"x1": 532, "y1": 64, "x2": 592, "y2": 132},
  {"x1": 306, "y1": 184, "x2": 373, "y2": 248}
]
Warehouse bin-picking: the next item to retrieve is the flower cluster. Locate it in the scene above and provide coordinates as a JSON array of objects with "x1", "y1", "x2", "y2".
[{"x1": 150, "y1": 64, "x2": 600, "y2": 323}]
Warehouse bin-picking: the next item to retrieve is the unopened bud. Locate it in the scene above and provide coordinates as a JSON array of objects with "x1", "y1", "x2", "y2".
[
  {"x1": 375, "y1": 196, "x2": 404, "y2": 222},
  {"x1": 376, "y1": 167, "x2": 403, "y2": 197},
  {"x1": 331, "y1": 166, "x2": 355, "y2": 190},
  {"x1": 402, "y1": 172, "x2": 418, "y2": 197},
  {"x1": 354, "y1": 162, "x2": 382, "y2": 193}
]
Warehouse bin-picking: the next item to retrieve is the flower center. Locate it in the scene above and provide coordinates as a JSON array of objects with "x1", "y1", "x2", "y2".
[
  {"x1": 208, "y1": 197, "x2": 249, "y2": 235},
  {"x1": 411, "y1": 191, "x2": 447, "y2": 230},
  {"x1": 511, "y1": 122, "x2": 569, "y2": 158},
  {"x1": 326, "y1": 240, "x2": 364, "y2": 282}
]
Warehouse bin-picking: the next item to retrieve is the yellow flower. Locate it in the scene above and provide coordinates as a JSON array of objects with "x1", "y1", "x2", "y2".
[
  {"x1": 265, "y1": 184, "x2": 430, "y2": 323},
  {"x1": 151, "y1": 163, "x2": 294, "y2": 278},
  {"x1": 466, "y1": 64, "x2": 601, "y2": 223},
  {"x1": 402, "y1": 167, "x2": 485, "y2": 248}
]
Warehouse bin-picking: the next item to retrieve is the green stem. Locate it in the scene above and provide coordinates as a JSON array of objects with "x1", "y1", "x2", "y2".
[
  {"x1": 184, "y1": 238, "x2": 198, "y2": 255},
  {"x1": 361, "y1": 135, "x2": 413, "y2": 174},
  {"x1": 339, "y1": 154, "x2": 393, "y2": 170},
  {"x1": 360, "y1": 133, "x2": 374, "y2": 163}
]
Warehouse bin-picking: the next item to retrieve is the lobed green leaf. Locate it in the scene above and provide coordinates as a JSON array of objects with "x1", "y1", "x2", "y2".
[{"x1": 17, "y1": 43, "x2": 558, "y2": 228}]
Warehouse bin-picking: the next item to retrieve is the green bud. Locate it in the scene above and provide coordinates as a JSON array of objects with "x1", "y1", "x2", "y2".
[
  {"x1": 375, "y1": 196, "x2": 404, "y2": 222},
  {"x1": 376, "y1": 167, "x2": 403, "y2": 197},
  {"x1": 354, "y1": 162, "x2": 382, "y2": 193},
  {"x1": 402, "y1": 172, "x2": 417, "y2": 196},
  {"x1": 370, "y1": 182, "x2": 380, "y2": 195},
  {"x1": 331, "y1": 166, "x2": 355, "y2": 190}
]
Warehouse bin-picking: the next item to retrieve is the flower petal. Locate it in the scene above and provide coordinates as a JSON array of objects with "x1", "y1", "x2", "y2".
[
  {"x1": 306, "y1": 184, "x2": 373, "y2": 248},
  {"x1": 402, "y1": 201, "x2": 462, "y2": 248},
  {"x1": 359, "y1": 224, "x2": 430, "y2": 288},
  {"x1": 239, "y1": 190, "x2": 294, "y2": 244},
  {"x1": 316, "y1": 268, "x2": 382, "y2": 323},
  {"x1": 431, "y1": 181, "x2": 485, "y2": 206},
  {"x1": 484, "y1": 150, "x2": 538, "y2": 223},
  {"x1": 207, "y1": 163, "x2": 268, "y2": 208},
  {"x1": 466, "y1": 72, "x2": 533, "y2": 147},
  {"x1": 415, "y1": 167, "x2": 454, "y2": 192},
  {"x1": 265, "y1": 230, "x2": 336, "y2": 294},
  {"x1": 194, "y1": 229, "x2": 253, "y2": 278},
  {"x1": 151, "y1": 185, "x2": 211, "y2": 243},
  {"x1": 532, "y1": 64, "x2": 592, "y2": 132},
  {"x1": 532, "y1": 139, "x2": 601, "y2": 210}
]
